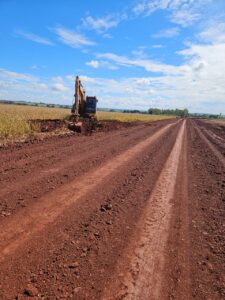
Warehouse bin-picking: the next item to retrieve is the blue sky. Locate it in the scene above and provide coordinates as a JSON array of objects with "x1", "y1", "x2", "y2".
[{"x1": 0, "y1": 0, "x2": 225, "y2": 113}]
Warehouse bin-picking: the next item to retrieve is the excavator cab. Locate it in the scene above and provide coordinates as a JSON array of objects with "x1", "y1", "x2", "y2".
[{"x1": 86, "y1": 96, "x2": 98, "y2": 114}]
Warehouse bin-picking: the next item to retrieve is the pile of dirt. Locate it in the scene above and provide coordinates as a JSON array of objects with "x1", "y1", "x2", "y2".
[
  {"x1": 30, "y1": 119, "x2": 137, "y2": 134},
  {"x1": 30, "y1": 119, "x2": 66, "y2": 132}
]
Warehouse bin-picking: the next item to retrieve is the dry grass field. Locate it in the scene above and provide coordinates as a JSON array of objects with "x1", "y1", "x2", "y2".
[
  {"x1": 207, "y1": 119, "x2": 225, "y2": 126},
  {"x1": 97, "y1": 111, "x2": 174, "y2": 122},
  {"x1": 0, "y1": 104, "x2": 69, "y2": 138}
]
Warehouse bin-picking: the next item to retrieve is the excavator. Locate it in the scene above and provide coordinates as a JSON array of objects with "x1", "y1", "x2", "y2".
[{"x1": 69, "y1": 76, "x2": 98, "y2": 134}]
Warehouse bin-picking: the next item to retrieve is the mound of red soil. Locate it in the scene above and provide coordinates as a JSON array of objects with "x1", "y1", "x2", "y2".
[
  {"x1": 31, "y1": 119, "x2": 137, "y2": 134},
  {"x1": 30, "y1": 119, "x2": 66, "y2": 132}
]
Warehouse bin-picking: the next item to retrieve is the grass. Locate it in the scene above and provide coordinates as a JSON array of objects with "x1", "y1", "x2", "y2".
[
  {"x1": 0, "y1": 104, "x2": 69, "y2": 139},
  {"x1": 0, "y1": 103, "x2": 175, "y2": 139},
  {"x1": 97, "y1": 111, "x2": 174, "y2": 122}
]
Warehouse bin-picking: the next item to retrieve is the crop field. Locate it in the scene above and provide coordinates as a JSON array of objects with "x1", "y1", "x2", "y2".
[
  {"x1": 0, "y1": 104, "x2": 69, "y2": 138},
  {"x1": 97, "y1": 111, "x2": 173, "y2": 122},
  {"x1": 0, "y1": 103, "x2": 174, "y2": 139}
]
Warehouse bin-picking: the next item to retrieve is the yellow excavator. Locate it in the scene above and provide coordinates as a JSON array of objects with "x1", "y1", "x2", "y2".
[{"x1": 69, "y1": 76, "x2": 98, "y2": 134}]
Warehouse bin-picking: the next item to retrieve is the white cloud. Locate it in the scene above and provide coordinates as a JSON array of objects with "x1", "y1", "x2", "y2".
[
  {"x1": 132, "y1": 0, "x2": 211, "y2": 27},
  {"x1": 170, "y1": 10, "x2": 200, "y2": 27},
  {"x1": 16, "y1": 30, "x2": 54, "y2": 45},
  {"x1": 133, "y1": 0, "x2": 183, "y2": 16},
  {"x1": 51, "y1": 76, "x2": 68, "y2": 92},
  {"x1": 33, "y1": 82, "x2": 48, "y2": 91},
  {"x1": 97, "y1": 52, "x2": 186, "y2": 75},
  {"x1": 0, "y1": 68, "x2": 51, "y2": 101},
  {"x1": 83, "y1": 15, "x2": 119, "y2": 33},
  {"x1": 52, "y1": 82, "x2": 68, "y2": 92},
  {"x1": 113, "y1": 71, "x2": 223, "y2": 113},
  {"x1": 0, "y1": 68, "x2": 37, "y2": 82},
  {"x1": 133, "y1": 3, "x2": 146, "y2": 15},
  {"x1": 52, "y1": 76, "x2": 64, "y2": 83},
  {"x1": 135, "y1": 78, "x2": 152, "y2": 85},
  {"x1": 93, "y1": 33, "x2": 225, "y2": 113},
  {"x1": 82, "y1": 13, "x2": 127, "y2": 34},
  {"x1": 0, "y1": 68, "x2": 72, "y2": 103},
  {"x1": 153, "y1": 27, "x2": 180, "y2": 38},
  {"x1": 152, "y1": 44, "x2": 165, "y2": 48},
  {"x1": 86, "y1": 60, "x2": 99, "y2": 68},
  {"x1": 66, "y1": 75, "x2": 75, "y2": 82},
  {"x1": 132, "y1": 48, "x2": 147, "y2": 59},
  {"x1": 102, "y1": 33, "x2": 113, "y2": 39},
  {"x1": 198, "y1": 21, "x2": 225, "y2": 43},
  {"x1": 178, "y1": 42, "x2": 225, "y2": 84},
  {"x1": 86, "y1": 59, "x2": 118, "y2": 70},
  {"x1": 54, "y1": 26, "x2": 95, "y2": 48},
  {"x1": 31, "y1": 65, "x2": 38, "y2": 70},
  {"x1": 79, "y1": 76, "x2": 96, "y2": 84},
  {"x1": 30, "y1": 65, "x2": 47, "y2": 71}
]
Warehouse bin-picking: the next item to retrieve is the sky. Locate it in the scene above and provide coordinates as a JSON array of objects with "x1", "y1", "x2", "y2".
[{"x1": 0, "y1": 0, "x2": 225, "y2": 114}]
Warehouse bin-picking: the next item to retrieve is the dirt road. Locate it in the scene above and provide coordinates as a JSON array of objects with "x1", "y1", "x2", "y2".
[{"x1": 0, "y1": 119, "x2": 224, "y2": 299}]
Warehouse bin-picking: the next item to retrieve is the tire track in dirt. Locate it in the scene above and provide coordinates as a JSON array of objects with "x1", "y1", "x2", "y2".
[
  {"x1": 161, "y1": 122, "x2": 191, "y2": 300},
  {"x1": 0, "y1": 123, "x2": 144, "y2": 168},
  {"x1": 0, "y1": 121, "x2": 174, "y2": 217},
  {"x1": 0, "y1": 124, "x2": 147, "y2": 196},
  {"x1": 192, "y1": 120, "x2": 225, "y2": 167},
  {"x1": 0, "y1": 126, "x2": 144, "y2": 198},
  {"x1": 196, "y1": 120, "x2": 225, "y2": 144},
  {"x1": 0, "y1": 122, "x2": 178, "y2": 262},
  {"x1": 103, "y1": 120, "x2": 186, "y2": 300},
  {"x1": 185, "y1": 120, "x2": 225, "y2": 300}
]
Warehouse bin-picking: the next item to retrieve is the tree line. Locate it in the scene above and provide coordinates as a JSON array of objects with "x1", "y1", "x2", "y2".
[
  {"x1": 148, "y1": 108, "x2": 189, "y2": 116},
  {"x1": 122, "y1": 108, "x2": 189, "y2": 116}
]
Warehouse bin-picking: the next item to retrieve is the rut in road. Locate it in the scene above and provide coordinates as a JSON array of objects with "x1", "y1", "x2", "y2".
[
  {"x1": 0, "y1": 122, "x2": 177, "y2": 262},
  {"x1": 192, "y1": 120, "x2": 225, "y2": 167},
  {"x1": 104, "y1": 120, "x2": 186, "y2": 300}
]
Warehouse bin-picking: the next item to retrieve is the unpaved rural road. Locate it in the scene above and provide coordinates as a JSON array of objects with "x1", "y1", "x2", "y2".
[{"x1": 0, "y1": 119, "x2": 224, "y2": 299}]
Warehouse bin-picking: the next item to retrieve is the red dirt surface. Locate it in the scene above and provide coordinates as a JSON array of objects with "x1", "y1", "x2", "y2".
[{"x1": 0, "y1": 118, "x2": 224, "y2": 299}]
